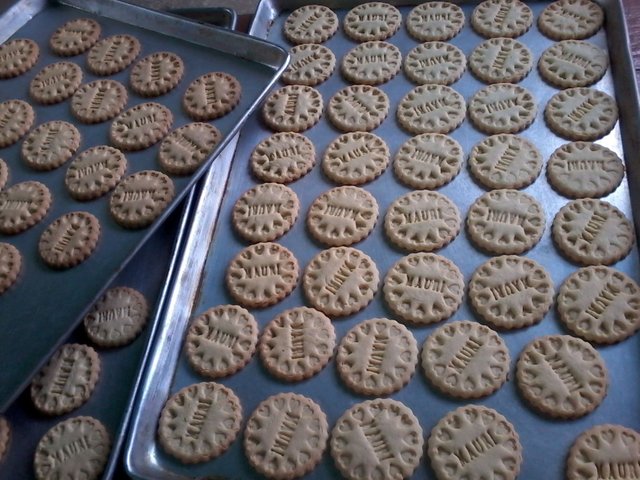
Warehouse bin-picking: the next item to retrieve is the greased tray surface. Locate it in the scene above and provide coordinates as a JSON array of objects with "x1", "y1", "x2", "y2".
[
  {"x1": 127, "y1": 1, "x2": 640, "y2": 479},
  {"x1": 0, "y1": 0, "x2": 287, "y2": 411}
]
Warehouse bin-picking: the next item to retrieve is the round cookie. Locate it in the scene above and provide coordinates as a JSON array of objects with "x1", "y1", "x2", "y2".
[
  {"x1": 283, "y1": 5, "x2": 339, "y2": 45},
  {"x1": 184, "y1": 304, "x2": 258, "y2": 378},
  {"x1": 183, "y1": 72, "x2": 241, "y2": 121},
  {"x1": 250, "y1": 132, "x2": 315, "y2": 183},
  {"x1": 39, "y1": 211, "x2": 100, "y2": 269},
  {"x1": 282, "y1": 43, "x2": 335, "y2": 86},
  {"x1": 226, "y1": 242, "x2": 299, "y2": 308},
  {"x1": 302, "y1": 246, "x2": 379, "y2": 317},
  {"x1": 546, "y1": 142, "x2": 624, "y2": 198},
  {"x1": 50, "y1": 18, "x2": 101, "y2": 56},
  {"x1": 0, "y1": 99, "x2": 34, "y2": 148},
  {"x1": 322, "y1": 131, "x2": 389, "y2": 185},
  {"x1": 232, "y1": 183, "x2": 299, "y2": 243},
  {"x1": 71, "y1": 79, "x2": 128, "y2": 124},
  {"x1": 0, "y1": 158, "x2": 8, "y2": 190},
  {"x1": 83, "y1": 286, "x2": 149, "y2": 348},
  {"x1": 341, "y1": 41, "x2": 402, "y2": 85},
  {"x1": 469, "y1": 255, "x2": 554, "y2": 329},
  {"x1": 557, "y1": 266, "x2": 640, "y2": 344},
  {"x1": 516, "y1": 334, "x2": 608, "y2": 419},
  {"x1": 87, "y1": 34, "x2": 140, "y2": 75},
  {"x1": 552, "y1": 198, "x2": 634, "y2": 265},
  {"x1": 397, "y1": 84, "x2": 466, "y2": 135},
  {"x1": 0, "y1": 181, "x2": 52, "y2": 235},
  {"x1": 30, "y1": 343, "x2": 100, "y2": 415},
  {"x1": 327, "y1": 85, "x2": 388, "y2": 132},
  {"x1": 383, "y1": 252, "x2": 464, "y2": 325},
  {"x1": 403, "y1": 42, "x2": 466, "y2": 86},
  {"x1": 538, "y1": 0, "x2": 604, "y2": 41},
  {"x1": 158, "y1": 122, "x2": 221, "y2": 175},
  {"x1": 307, "y1": 186, "x2": 378, "y2": 246},
  {"x1": 110, "y1": 102, "x2": 173, "y2": 151},
  {"x1": 262, "y1": 84, "x2": 323, "y2": 133},
  {"x1": 393, "y1": 133, "x2": 462, "y2": 189},
  {"x1": 0, "y1": 242, "x2": 21, "y2": 295},
  {"x1": 158, "y1": 382, "x2": 242, "y2": 463},
  {"x1": 406, "y1": 2, "x2": 465, "y2": 42},
  {"x1": 0, "y1": 38, "x2": 39, "y2": 78},
  {"x1": 29, "y1": 61, "x2": 82, "y2": 104},
  {"x1": 0, "y1": 416, "x2": 10, "y2": 462},
  {"x1": 469, "y1": 37, "x2": 533, "y2": 84},
  {"x1": 259, "y1": 306, "x2": 335, "y2": 381},
  {"x1": 468, "y1": 134, "x2": 542, "y2": 190},
  {"x1": 422, "y1": 320, "x2": 510, "y2": 399},
  {"x1": 336, "y1": 317, "x2": 418, "y2": 396},
  {"x1": 471, "y1": 0, "x2": 533, "y2": 38},
  {"x1": 21, "y1": 121, "x2": 81, "y2": 171},
  {"x1": 130, "y1": 52, "x2": 184, "y2": 97},
  {"x1": 65, "y1": 145, "x2": 127, "y2": 201},
  {"x1": 468, "y1": 83, "x2": 537, "y2": 134},
  {"x1": 343, "y1": 2, "x2": 401, "y2": 42},
  {"x1": 539, "y1": 40, "x2": 608, "y2": 88},
  {"x1": 331, "y1": 398, "x2": 423, "y2": 480}
]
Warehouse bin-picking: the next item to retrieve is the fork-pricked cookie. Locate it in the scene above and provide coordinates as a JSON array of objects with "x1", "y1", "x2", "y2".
[
  {"x1": 0, "y1": 158, "x2": 8, "y2": 190},
  {"x1": 183, "y1": 72, "x2": 241, "y2": 121},
  {"x1": 87, "y1": 34, "x2": 140, "y2": 75},
  {"x1": 341, "y1": 41, "x2": 402, "y2": 85},
  {"x1": 130, "y1": 52, "x2": 184, "y2": 97},
  {"x1": 397, "y1": 84, "x2": 466, "y2": 134},
  {"x1": 71, "y1": 79, "x2": 128, "y2": 124},
  {"x1": 0, "y1": 99, "x2": 34, "y2": 148},
  {"x1": 283, "y1": 5, "x2": 339, "y2": 44},
  {"x1": 327, "y1": 85, "x2": 389, "y2": 132},
  {"x1": 343, "y1": 2, "x2": 402, "y2": 42},
  {"x1": 539, "y1": 40, "x2": 608, "y2": 88},
  {"x1": 0, "y1": 181, "x2": 52, "y2": 235},
  {"x1": 50, "y1": 18, "x2": 101, "y2": 56},
  {"x1": 0, "y1": 38, "x2": 39, "y2": 78},
  {"x1": 39, "y1": 212, "x2": 101, "y2": 269},
  {"x1": 0, "y1": 242, "x2": 21, "y2": 295},
  {"x1": 29, "y1": 61, "x2": 83, "y2": 104},
  {"x1": 403, "y1": 42, "x2": 466, "y2": 86},
  {"x1": 469, "y1": 83, "x2": 536, "y2": 134},
  {"x1": 21, "y1": 120, "x2": 80, "y2": 171},
  {"x1": 250, "y1": 132, "x2": 316, "y2": 183},
  {"x1": 65, "y1": 145, "x2": 127, "y2": 201},
  {"x1": 469, "y1": 37, "x2": 533, "y2": 84},
  {"x1": 110, "y1": 102, "x2": 173, "y2": 151},
  {"x1": 322, "y1": 131, "x2": 390, "y2": 185},
  {"x1": 471, "y1": 0, "x2": 533, "y2": 38},
  {"x1": 282, "y1": 44, "x2": 335, "y2": 86},
  {"x1": 538, "y1": 0, "x2": 604, "y2": 41},
  {"x1": 263, "y1": 84, "x2": 323, "y2": 132},
  {"x1": 406, "y1": 2, "x2": 465, "y2": 42},
  {"x1": 158, "y1": 122, "x2": 221, "y2": 175}
]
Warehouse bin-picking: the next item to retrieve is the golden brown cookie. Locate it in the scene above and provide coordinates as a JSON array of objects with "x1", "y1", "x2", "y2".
[
  {"x1": 29, "y1": 61, "x2": 82, "y2": 104},
  {"x1": 0, "y1": 99, "x2": 34, "y2": 148},
  {"x1": 250, "y1": 132, "x2": 316, "y2": 183},
  {"x1": 110, "y1": 102, "x2": 173, "y2": 151},
  {"x1": 471, "y1": 0, "x2": 533, "y2": 38},
  {"x1": 50, "y1": 18, "x2": 101, "y2": 56},
  {"x1": 468, "y1": 83, "x2": 537, "y2": 134},
  {"x1": 406, "y1": 2, "x2": 465, "y2": 42},
  {"x1": 283, "y1": 5, "x2": 339, "y2": 45},
  {"x1": 0, "y1": 242, "x2": 21, "y2": 295},
  {"x1": 262, "y1": 84, "x2": 323, "y2": 132},
  {"x1": 129, "y1": 52, "x2": 184, "y2": 97},
  {"x1": 282, "y1": 43, "x2": 336, "y2": 86},
  {"x1": 327, "y1": 85, "x2": 389, "y2": 132},
  {"x1": 321, "y1": 131, "x2": 390, "y2": 185},
  {"x1": 21, "y1": 121, "x2": 81, "y2": 171},
  {"x1": 39, "y1": 212, "x2": 101, "y2": 269},
  {"x1": 341, "y1": 41, "x2": 402, "y2": 85},
  {"x1": 70, "y1": 79, "x2": 128, "y2": 124},
  {"x1": 158, "y1": 122, "x2": 221, "y2": 175},
  {"x1": 469, "y1": 37, "x2": 533, "y2": 84},
  {"x1": 539, "y1": 0, "x2": 604, "y2": 41},
  {"x1": 538, "y1": 40, "x2": 608, "y2": 88},
  {"x1": 0, "y1": 38, "x2": 39, "y2": 78},
  {"x1": 343, "y1": 2, "x2": 402, "y2": 42},
  {"x1": 65, "y1": 145, "x2": 128, "y2": 201},
  {"x1": 0, "y1": 181, "x2": 52, "y2": 235},
  {"x1": 87, "y1": 34, "x2": 140, "y2": 75},
  {"x1": 403, "y1": 41, "x2": 466, "y2": 86},
  {"x1": 396, "y1": 84, "x2": 466, "y2": 135},
  {"x1": 183, "y1": 72, "x2": 241, "y2": 121}
]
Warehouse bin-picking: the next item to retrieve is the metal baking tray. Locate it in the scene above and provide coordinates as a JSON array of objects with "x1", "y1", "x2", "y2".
[
  {"x1": 0, "y1": 0, "x2": 288, "y2": 412},
  {"x1": 126, "y1": 1, "x2": 640, "y2": 479}
]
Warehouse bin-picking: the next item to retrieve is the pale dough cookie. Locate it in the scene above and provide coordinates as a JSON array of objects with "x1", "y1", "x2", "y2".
[
  {"x1": 406, "y1": 2, "x2": 465, "y2": 42},
  {"x1": 383, "y1": 252, "x2": 464, "y2": 325},
  {"x1": 0, "y1": 242, "x2": 21, "y2": 295},
  {"x1": 322, "y1": 131, "x2": 389, "y2": 185},
  {"x1": 183, "y1": 72, "x2": 241, "y2": 121},
  {"x1": 343, "y1": 2, "x2": 402, "y2": 42},
  {"x1": 0, "y1": 181, "x2": 51, "y2": 235},
  {"x1": 262, "y1": 84, "x2": 323, "y2": 132},
  {"x1": 283, "y1": 5, "x2": 339, "y2": 45},
  {"x1": 393, "y1": 133, "x2": 462, "y2": 189},
  {"x1": 307, "y1": 186, "x2": 378, "y2": 246},
  {"x1": 428, "y1": 405, "x2": 522, "y2": 480},
  {"x1": 331, "y1": 398, "x2": 423, "y2": 480},
  {"x1": 467, "y1": 189, "x2": 545, "y2": 255},
  {"x1": 0, "y1": 38, "x2": 39, "y2": 78},
  {"x1": 539, "y1": 0, "x2": 604, "y2": 41},
  {"x1": 30, "y1": 343, "x2": 100, "y2": 415},
  {"x1": 539, "y1": 40, "x2": 608, "y2": 88},
  {"x1": 469, "y1": 255, "x2": 554, "y2": 329},
  {"x1": 158, "y1": 122, "x2": 221, "y2": 175},
  {"x1": 469, "y1": 37, "x2": 533, "y2": 84},
  {"x1": 557, "y1": 266, "x2": 640, "y2": 344},
  {"x1": 397, "y1": 84, "x2": 466, "y2": 135},
  {"x1": 471, "y1": 0, "x2": 533, "y2": 38},
  {"x1": 545, "y1": 88, "x2": 618, "y2": 141},
  {"x1": 0, "y1": 158, "x2": 8, "y2": 190},
  {"x1": 50, "y1": 18, "x2": 101, "y2": 56},
  {"x1": 29, "y1": 61, "x2": 82, "y2": 104},
  {"x1": 468, "y1": 83, "x2": 536, "y2": 134},
  {"x1": 303, "y1": 246, "x2": 379, "y2": 317},
  {"x1": 517, "y1": 334, "x2": 608, "y2": 419},
  {"x1": 468, "y1": 134, "x2": 542, "y2": 190},
  {"x1": 552, "y1": 198, "x2": 634, "y2": 265},
  {"x1": 232, "y1": 183, "x2": 299, "y2": 243},
  {"x1": 327, "y1": 85, "x2": 389, "y2": 132},
  {"x1": 244, "y1": 393, "x2": 328, "y2": 479},
  {"x1": 0, "y1": 99, "x2": 34, "y2": 148},
  {"x1": 87, "y1": 34, "x2": 140, "y2": 75},
  {"x1": 130, "y1": 52, "x2": 184, "y2": 97},
  {"x1": 403, "y1": 42, "x2": 466, "y2": 86},
  {"x1": 21, "y1": 120, "x2": 81, "y2": 171},
  {"x1": 341, "y1": 41, "x2": 402, "y2": 85},
  {"x1": 39, "y1": 212, "x2": 101, "y2": 269},
  {"x1": 0, "y1": 416, "x2": 10, "y2": 462},
  {"x1": 110, "y1": 102, "x2": 173, "y2": 151},
  {"x1": 185, "y1": 304, "x2": 258, "y2": 378},
  {"x1": 422, "y1": 320, "x2": 510, "y2": 398},
  {"x1": 71, "y1": 79, "x2": 128, "y2": 124},
  {"x1": 259, "y1": 306, "x2": 335, "y2": 381},
  {"x1": 547, "y1": 142, "x2": 624, "y2": 198},
  {"x1": 282, "y1": 43, "x2": 335, "y2": 86},
  {"x1": 65, "y1": 145, "x2": 127, "y2": 201},
  {"x1": 226, "y1": 242, "x2": 299, "y2": 308},
  {"x1": 336, "y1": 317, "x2": 418, "y2": 396},
  {"x1": 250, "y1": 132, "x2": 315, "y2": 183}
]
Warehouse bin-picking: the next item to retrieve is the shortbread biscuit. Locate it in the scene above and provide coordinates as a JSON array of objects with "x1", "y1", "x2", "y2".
[
  {"x1": 259, "y1": 306, "x2": 335, "y2": 381},
  {"x1": 110, "y1": 102, "x2": 173, "y2": 151},
  {"x1": 84, "y1": 286, "x2": 149, "y2": 348},
  {"x1": 517, "y1": 334, "x2": 608, "y2": 418},
  {"x1": 393, "y1": 133, "x2": 462, "y2": 189},
  {"x1": 406, "y1": 2, "x2": 465, "y2": 42},
  {"x1": 158, "y1": 122, "x2": 221, "y2": 175},
  {"x1": 331, "y1": 399, "x2": 423, "y2": 480},
  {"x1": 0, "y1": 181, "x2": 51, "y2": 235},
  {"x1": 467, "y1": 189, "x2": 545, "y2": 254},
  {"x1": 22, "y1": 121, "x2": 80, "y2": 171},
  {"x1": 250, "y1": 132, "x2": 315, "y2": 183},
  {"x1": 539, "y1": 40, "x2": 608, "y2": 88},
  {"x1": 282, "y1": 43, "x2": 335, "y2": 86},
  {"x1": 327, "y1": 85, "x2": 388, "y2": 132},
  {"x1": 185, "y1": 304, "x2": 258, "y2": 378},
  {"x1": 343, "y1": 2, "x2": 402, "y2": 42},
  {"x1": 341, "y1": 41, "x2": 402, "y2": 85},
  {"x1": 262, "y1": 84, "x2": 323, "y2": 132},
  {"x1": 0, "y1": 99, "x2": 34, "y2": 148},
  {"x1": 384, "y1": 190, "x2": 461, "y2": 252},
  {"x1": 303, "y1": 246, "x2": 379, "y2": 317},
  {"x1": 397, "y1": 84, "x2": 465, "y2": 134},
  {"x1": 469, "y1": 255, "x2": 554, "y2": 329},
  {"x1": 0, "y1": 158, "x2": 8, "y2": 190},
  {"x1": 422, "y1": 320, "x2": 510, "y2": 398},
  {"x1": 0, "y1": 38, "x2": 38, "y2": 78},
  {"x1": 30, "y1": 343, "x2": 100, "y2": 415},
  {"x1": 244, "y1": 393, "x2": 328, "y2": 479},
  {"x1": 307, "y1": 186, "x2": 378, "y2": 246},
  {"x1": 158, "y1": 382, "x2": 241, "y2": 463},
  {"x1": 283, "y1": 5, "x2": 339, "y2": 44},
  {"x1": 0, "y1": 416, "x2": 10, "y2": 462},
  {"x1": 29, "y1": 61, "x2": 82, "y2": 104},
  {"x1": 71, "y1": 79, "x2": 128, "y2": 124},
  {"x1": 539, "y1": 0, "x2": 604, "y2": 41},
  {"x1": 469, "y1": 83, "x2": 536, "y2": 134},
  {"x1": 39, "y1": 212, "x2": 100, "y2": 268},
  {"x1": 109, "y1": 170, "x2": 175, "y2": 229},
  {"x1": 232, "y1": 183, "x2": 299, "y2": 243},
  {"x1": 547, "y1": 142, "x2": 624, "y2": 198},
  {"x1": 384, "y1": 252, "x2": 464, "y2": 325},
  {"x1": 226, "y1": 242, "x2": 299, "y2": 308},
  {"x1": 322, "y1": 131, "x2": 389, "y2": 185},
  {"x1": 469, "y1": 37, "x2": 533, "y2": 84},
  {"x1": 50, "y1": 18, "x2": 101, "y2": 56},
  {"x1": 428, "y1": 405, "x2": 522, "y2": 480},
  {"x1": 0, "y1": 242, "x2": 21, "y2": 295},
  {"x1": 337, "y1": 317, "x2": 418, "y2": 395},
  {"x1": 130, "y1": 52, "x2": 184, "y2": 97},
  {"x1": 87, "y1": 34, "x2": 140, "y2": 75},
  {"x1": 558, "y1": 266, "x2": 640, "y2": 344},
  {"x1": 468, "y1": 134, "x2": 542, "y2": 189},
  {"x1": 471, "y1": 0, "x2": 533, "y2": 38},
  {"x1": 65, "y1": 145, "x2": 127, "y2": 201},
  {"x1": 545, "y1": 88, "x2": 618, "y2": 141},
  {"x1": 552, "y1": 199, "x2": 634, "y2": 265},
  {"x1": 403, "y1": 41, "x2": 466, "y2": 85},
  {"x1": 183, "y1": 72, "x2": 241, "y2": 121}
]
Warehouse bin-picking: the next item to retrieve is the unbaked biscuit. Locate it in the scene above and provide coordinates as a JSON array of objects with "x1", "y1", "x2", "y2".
[
  {"x1": 21, "y1": 121, "x2": 80, "y2": 171},
  {"x1": 110, "y1": 102, "x2": 173, "y2": 151},
  {"x1": 343, "y1": 2, "x2": 402, "y2": 42},
  {"x1": 471, "y1": 0, "x2": 533, "y2": 38},
  {"x1": 0, "y1": 99, "x2": 34, "y2": 148},
  {"x1": 183, "y1": 72, "x2": 241, "y2": 121},
  {"x1": 321, "y1": 131, "x2": 389, "y2": 185},
  {"x1": 0, "y1": 242, "x2": 21, "y2": 295},
  {"x1": 0, "y1": 38, "x2": 39, "y2": 78},
  {"x1": 397, "y1": 84, "x2": 466, "y2": 134},
  {"x1": 283, "y1": 5, "x2": 339, "y2": 45},
  {"x1": 0, "y1": 181, "x2": 51, "y2": 235},
  {"x1": 50, "y1": 18, "x2": 101, "y2": 57},
  {"x1": 39, "y1": 212, "x2": 100, "y2": 269},
  {"x1": 71, "y1": 79, "x2": 128, "y2": 124},
  {"x1": 158, "y1": 122, "x2": 221, "y2": 175},
  {"x1": 406, "y1": 2, "x2": 465, "y2": 42},
  {"x1": 538, "y1": 0, "x2": 604, "y2": 41},
  {"x1": 539, "y1": 40, "x2": 608, "y2": 88},
  {"x1": 87, "y1": 34, "x2": 140, "y2": 75},
  {"x1": 250, "y1": 132, "x2": 316, "y2": 183},
  {"x1": 262, "y1": 84, "x2": 323, "y2": 132},
  {"x1": 341, "y1": 41, "x2": 402, "y2": 85},
  {"x1": 327, "y1": 84, "x2": 388, "y2": 132},
  {"x1": 403, "y1": 42, "x2": 466, "y2": 86},
  {"x1": 468, "y1": 83, "x2": 536, "y2": 134},
  {"x1": 282, "y1": 43, "x2": 335, "y2": 86},
  {"x1": 130, "y1": 52, "x2": 184, "y2": 97},
  {"x1": 65, "y1": 145, "x2": 127, "y2": 201},
  {"x1": 29, "y1": 61, "x2": 82, "y2": 104},
  {"x1": 469, "y1": 37, "x2": 533, "y2": 84}
]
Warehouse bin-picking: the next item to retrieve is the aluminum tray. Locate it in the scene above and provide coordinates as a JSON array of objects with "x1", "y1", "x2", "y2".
[
  {"x1": 0, "y1": 0, "x2": 288, "y2": 411},
  {"x1": 127, "y1": 1, "x2": 640, "y2": 479}
]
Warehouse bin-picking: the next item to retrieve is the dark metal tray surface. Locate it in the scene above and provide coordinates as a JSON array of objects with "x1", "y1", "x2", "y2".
[
  {"x1": 0, "y1": 0, "x2": 288, "y2": 412},
  {"x1": 127, "y1": 1, "x2": 640, "y2": 479}
]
